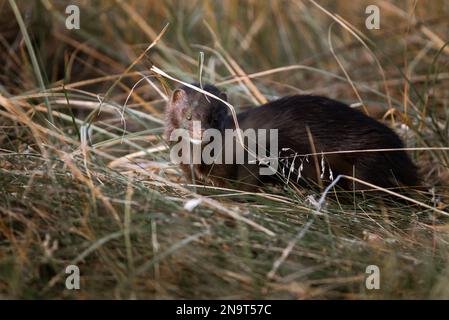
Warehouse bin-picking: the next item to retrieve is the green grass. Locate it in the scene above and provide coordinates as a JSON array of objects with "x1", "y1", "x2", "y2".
[{"x1": 0, "y1": 0, "x2": 449, "y2": 299}]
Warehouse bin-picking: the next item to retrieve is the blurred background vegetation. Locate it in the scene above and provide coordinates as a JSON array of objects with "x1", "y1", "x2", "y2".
[{"x1": 0, "y1": 0, "x2": 449, "y2": 299}]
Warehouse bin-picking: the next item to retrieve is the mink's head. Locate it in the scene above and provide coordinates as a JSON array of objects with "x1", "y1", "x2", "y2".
[{"x1": 164, "y1": 84, "x2": 228, "y2": 143}]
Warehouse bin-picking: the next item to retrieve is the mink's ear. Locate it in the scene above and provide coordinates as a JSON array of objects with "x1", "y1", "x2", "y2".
[
  {"x1": 218, "y1": 92, "x2": 229, "y2": 118},
  {"x1": 219, "y1": 92, "x2": 227, "y2": 102},
  {"x1": 171, "y1": 89, "x2": 187, "y2": 105},
  {"x1": 166, "y1": 89, "x2": 187, "y2": 116}
]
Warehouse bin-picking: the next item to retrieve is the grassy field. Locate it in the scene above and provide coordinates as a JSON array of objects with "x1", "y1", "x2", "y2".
[{"x1": 1, "y1": 0, "x2": 449, "y2": 299}]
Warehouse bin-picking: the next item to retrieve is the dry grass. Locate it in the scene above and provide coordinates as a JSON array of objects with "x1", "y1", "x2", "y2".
[{"x1": 1, "y1": 0, "x2": 449, "y2": 299}]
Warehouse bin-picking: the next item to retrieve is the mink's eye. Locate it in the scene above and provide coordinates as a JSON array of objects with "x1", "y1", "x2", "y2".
[{"x1": 186, "y1": 110, "x2": 192, "y2": 120}]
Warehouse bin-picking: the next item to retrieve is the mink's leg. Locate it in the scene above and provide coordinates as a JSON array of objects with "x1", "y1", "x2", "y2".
[
  {"x1": 180, "y1": 164, "x2": 193, "y2": 183},
  {"x1": 235, "y1": 164, "x2": 262, "y2": 191}
]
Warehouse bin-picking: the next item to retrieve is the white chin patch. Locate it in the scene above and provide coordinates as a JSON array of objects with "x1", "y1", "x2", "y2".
[{"x1": 190, "y1": 138, "x2": 202, "y2": 145}]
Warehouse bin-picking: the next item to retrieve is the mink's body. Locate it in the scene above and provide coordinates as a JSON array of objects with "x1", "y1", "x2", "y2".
[{"x1": 164, "y1": 84, "x2": 419, "y2": 191}]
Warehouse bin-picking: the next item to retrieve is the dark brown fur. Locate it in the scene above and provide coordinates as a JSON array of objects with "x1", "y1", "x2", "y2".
[{"x1": 164, "y1": 84, "x2": 419, "y2": 191}]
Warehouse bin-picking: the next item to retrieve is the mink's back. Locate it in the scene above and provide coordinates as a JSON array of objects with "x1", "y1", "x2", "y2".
[
  {"x1": 223, "y1": 95, "x2": 419, "y2": 188},
  {"x1": 228, "y1": 96, "x2": 399, "y2": 150}
]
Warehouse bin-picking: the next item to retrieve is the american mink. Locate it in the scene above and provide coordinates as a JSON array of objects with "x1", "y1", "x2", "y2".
[{"x1": 164, "y1": 84, "x2": 419, "y2": 191}]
